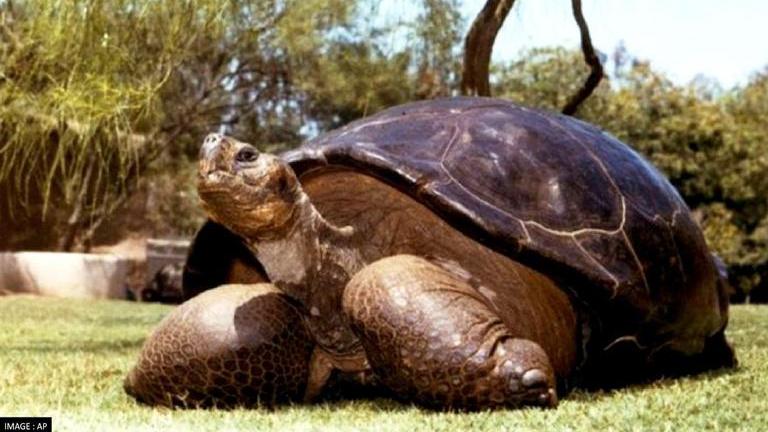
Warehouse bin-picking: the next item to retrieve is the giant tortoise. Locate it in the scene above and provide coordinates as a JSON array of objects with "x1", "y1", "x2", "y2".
[{"x1": 125, "y1": 97, "x2": 735, "y2": 410}]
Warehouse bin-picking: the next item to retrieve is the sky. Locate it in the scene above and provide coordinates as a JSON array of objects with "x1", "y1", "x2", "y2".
[
  {"x1": 381, "y1": 0, "x2": 768, "y2": 88},
  {"x1": 482, "y1": 0, "x2": 767, "y2": 88}
]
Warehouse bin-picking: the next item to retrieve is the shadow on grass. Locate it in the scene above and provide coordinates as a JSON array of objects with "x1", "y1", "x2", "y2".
[
  {"x1": 258, "y1": 364, "x2": 747, "y2": 413},
  {"x1": 121, "y1": 366, "x2": 747, "y2": 416},
  {"x1": 312, "y1": 397, "x2": 411, "y2": 413},
  {"x1": 8, "y1": 337, "x2": 147, "y2": 354},
  {"x1": 96, "y1": 315, "x2": 169, "y2": 328},
  {"x1": 565, "y1": 365, "x2": 743, "y2": 404},
  {"x1": 309, "y1": 378, "x2": 412, "y2": 413}
]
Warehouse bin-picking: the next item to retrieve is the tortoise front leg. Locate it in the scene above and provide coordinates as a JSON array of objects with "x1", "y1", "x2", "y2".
[
  {"x1": 124, "y1": 284, "x2": 314, "y2": 408},
  {"x1": 343, "y1": 255, "x2": 557, "y2": 410}
]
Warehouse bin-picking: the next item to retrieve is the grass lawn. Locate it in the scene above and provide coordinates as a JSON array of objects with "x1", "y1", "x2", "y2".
[{"x1": 0, "y1": 295, "x2": 766, "y2": 431}]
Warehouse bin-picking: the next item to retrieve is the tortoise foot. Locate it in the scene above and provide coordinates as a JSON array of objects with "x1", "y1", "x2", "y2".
[
  {"x1": 516, "y1": 367, "x2": 557, "y2": 407},
  {"x1": 344, "y1": 254, "x2": 558, "y2": 410},
  {"x1": 490, "y1": 339, "x2": 559, "y2": 408}
]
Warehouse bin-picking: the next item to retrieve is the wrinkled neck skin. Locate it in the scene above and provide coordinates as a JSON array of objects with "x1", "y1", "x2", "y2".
[{"x1": 248, "y1": 189, "x2": 366, "y2": 356}]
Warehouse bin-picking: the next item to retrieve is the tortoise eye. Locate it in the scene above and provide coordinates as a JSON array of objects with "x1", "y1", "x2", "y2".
[{"x1": 235, "y1": 147, "x2": 259, "y2": 163}]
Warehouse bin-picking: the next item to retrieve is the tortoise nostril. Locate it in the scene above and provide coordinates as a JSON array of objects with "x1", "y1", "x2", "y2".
[
  {"x1": 200, "y1": 133, "x2": 223, "y2": 159},
  {"x1": 235, "y1": 147, "x2": 259, "y2": 163}
]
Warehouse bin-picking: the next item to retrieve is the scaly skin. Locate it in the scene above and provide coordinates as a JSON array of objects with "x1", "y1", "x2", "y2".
[
  {"x1": 124, "y1": 284, "x2": 314, "y2": 408},
  {"x1": 344, "y1": 255, "x2": 556, "y2": 409}
]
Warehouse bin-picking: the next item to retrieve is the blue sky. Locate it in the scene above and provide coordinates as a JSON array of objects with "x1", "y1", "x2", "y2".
[
  {"x1": 381, "y1": 0, "x2": 768, "y2": 88},
  {"x1": 485, "y1": 0, "x2": 767, "y2": 87}
]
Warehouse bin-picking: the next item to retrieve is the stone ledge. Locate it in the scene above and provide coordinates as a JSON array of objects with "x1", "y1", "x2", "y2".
[{"x1": 0, "y1": 252, "x2": 129, "y2": 299}]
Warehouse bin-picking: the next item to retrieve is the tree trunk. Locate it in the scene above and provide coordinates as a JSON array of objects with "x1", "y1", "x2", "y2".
[
  {"x1": 461, "y1": 0, "x2": 517, "y2": 97},
  {"x1": 461, "y1": 0, "x2": 603, "y2": 113},
  {"x1": 561, "y1": 0, "x2": 604, "y2": 116},
  {"x1": 57, "y1": 158, "x2": 94, "y2": 252}
]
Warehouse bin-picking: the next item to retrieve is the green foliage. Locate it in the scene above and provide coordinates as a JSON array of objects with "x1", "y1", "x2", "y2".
[
  {"x1": 1, "y1": 296, "x2": 767, "y2": 430},
  {"x1": 493, "y1": 47, "x2": 611, "y2": 112},
  {"x1": 0, "y1": 0, "x2": 221, "y2": 207},
  {"x1": 413, "y1": 0, "x2": 463, "y2": 98},
  {"x1": 0, "y1": 0, "x2": 264, "y2": 247},
  {"x1": 142, "y1": 161, "x2": 206, "y2": 239},
  {"x1": 294, "y1": 0, "x2": 464, "y2": 130},
  {"x1": 299, "y1": 42, "x2": 414, "y2": 130},
  {"x1": 0, "y1": 0, "x2": 459, "y2": 249}
]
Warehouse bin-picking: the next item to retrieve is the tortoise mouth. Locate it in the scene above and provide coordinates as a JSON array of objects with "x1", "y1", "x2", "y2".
[
  {"x1": 198, "y1": 166, "x2": 236, "y2": 191},
  {"x1": 197, "y1": 164, "x2": 285, "y2": 212},
  {"x1": 199, "y1": 154, "x2": 234, "y2": 179},
  {"x1": 197, "y1": 168, "x2": 252, "y2": 212},
  {"x1": 201, "y1": 169, "x2": 228, "y2": 183}
]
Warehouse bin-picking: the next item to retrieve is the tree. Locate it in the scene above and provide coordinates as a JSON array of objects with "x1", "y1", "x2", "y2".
[
  {"x1": 0, "y1": 0, "x2": 355, "y2": 250},
  {"x1": 0, "y1": 0, "x2": 466, "y2": 251},
  {"x1": 461, "y1": 0, "x2": 603, "y2": 116},
  {"x1": 560, "y1": 0, "x2": 603, "y2": 115},
  {"x1": 460, "y1": 0, "x2": 516, "y2": 97},
  {"x1": 413, "y1": 0, "x2": 463, "y2": 98},
  {"x1": 492, "y1": 47, "x2": 612, "y2": 115},
  {"x1": 297, "y1": 42, "x2": 414, "y2": 131}
]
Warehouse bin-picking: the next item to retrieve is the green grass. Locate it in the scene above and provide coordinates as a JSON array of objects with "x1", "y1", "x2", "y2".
[{"x1": 0, "y1": 295, "x2": 766, "y2": 431}]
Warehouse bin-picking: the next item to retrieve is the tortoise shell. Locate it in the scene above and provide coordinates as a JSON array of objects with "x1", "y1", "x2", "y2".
[{"x1": 282, "y1": 97, "x2": 728, "y2": 354}]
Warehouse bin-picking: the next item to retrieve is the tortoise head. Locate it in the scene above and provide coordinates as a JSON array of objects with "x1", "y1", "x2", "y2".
[{"x1": 198, "y1": 133, "x2": 302, "y2": 240}]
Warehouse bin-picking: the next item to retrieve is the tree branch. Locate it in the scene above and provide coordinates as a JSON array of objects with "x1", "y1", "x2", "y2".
[
  {"x1": 57, "y1": 155, "x2": 95, "y2": 251},
  {"x1": 16, "y1": 109, "x2": 149, "y2": 149},
  {"x1": 461, "y1": 0, "x2": 517, "y2": 96},
  {"x1": 0, "y1": 20, "x2": 21, "y2": 51},
  {"x1": 561, "y1": 0, "x2": 604, "y2": 116}
]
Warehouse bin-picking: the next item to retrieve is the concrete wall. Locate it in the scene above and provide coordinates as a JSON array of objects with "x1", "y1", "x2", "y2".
[{"x1": 0, "y1": 252, "x2": 129, "y2": 299}]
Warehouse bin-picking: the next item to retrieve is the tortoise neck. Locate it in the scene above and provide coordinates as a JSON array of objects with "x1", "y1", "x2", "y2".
[
  {"x1": 251, "y1": 190, "x2": 365, "y2": 354},
  {"x1": 250, "y1": 190, "x2": 362, "y2": 303}
]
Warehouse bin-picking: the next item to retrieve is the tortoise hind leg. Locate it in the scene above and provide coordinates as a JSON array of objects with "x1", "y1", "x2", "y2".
[{"x1": 343, "y1": 255, "x2": 558, "y2": 410}]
